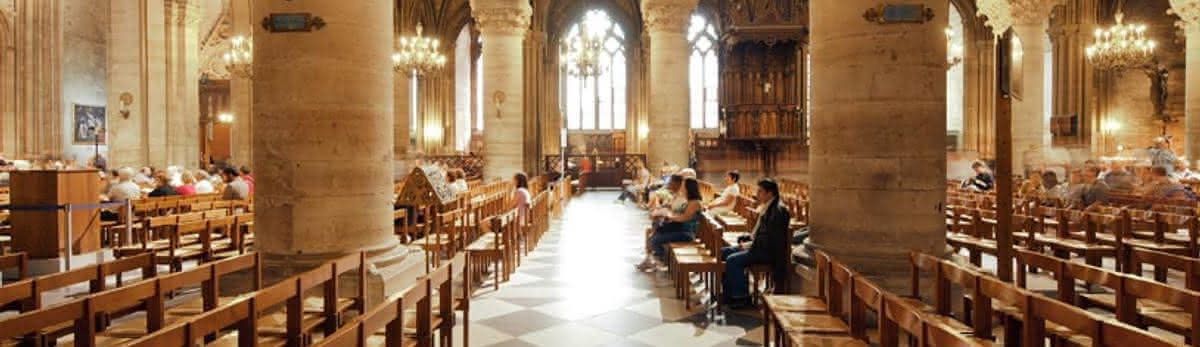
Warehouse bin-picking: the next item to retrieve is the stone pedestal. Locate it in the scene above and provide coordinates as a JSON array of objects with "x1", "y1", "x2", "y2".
[
  {"x1": 252, "y1": 0, "x2": 408, "y2": 307},
  {"x1": 807, "y1": 0, "x2": 946, "y2": 292},
  {"x1": 642, "y1": 0, "x2": 697, "y2": 170},
  {"x1": 472, "y1": 1, "x2": 531, "y2": 179},
  {"x1": 1012, "y1": 23, "x2": 1047, "y2": 173}
]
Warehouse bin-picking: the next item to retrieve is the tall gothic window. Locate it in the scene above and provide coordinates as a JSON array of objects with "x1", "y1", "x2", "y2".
[
  {"x1": 688, "y1": 14, "x2": 719, "y2": 129},
  {"x1": 560, "y1": 9, "x2": 626, "y2": 130},
  {"x1": 475, "y1": 46, "x2": 484, "y2": 132},
  {"x1": 410, "y1": 75, "x2": 418, "y2": 145},
  {"x1": 454, "y1": 26, "x2": 472, "y2": 151}
]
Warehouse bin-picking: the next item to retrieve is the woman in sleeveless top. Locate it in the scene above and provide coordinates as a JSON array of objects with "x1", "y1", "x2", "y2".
[
  {"x1": 513, "y1": 172, "x2": 531, "y2": 225},
  {"x1": 637, "y1": 177, "x2": 703, "y2": 271}
]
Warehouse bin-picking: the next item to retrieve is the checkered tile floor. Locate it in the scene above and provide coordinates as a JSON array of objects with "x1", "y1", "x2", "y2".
[{"x1": 457, "y1": 192, "x2": 764, "y2": 347}]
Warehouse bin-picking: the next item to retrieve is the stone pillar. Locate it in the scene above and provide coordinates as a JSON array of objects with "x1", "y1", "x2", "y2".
[
  {"x1": 471, "y1": 0, "x2": 530, "y2": 179},
  {"x1": 642, "y1": 0, "x2": 697, "y2": 170},
  {"x1": 230, "y1": 0, "x2": 253, "y2": 165},
  {"x1": 108, "y1": 0, "x2": 168, "y2": 169},
  {"x1": 1175, "y1": 0, "x2": 1200, "y2": 161},
  {"x1": 808, "y1": 0, "x2": 946, "y2": 292},
  {"x1": 253, "y1": 0, "x2": 407, "y2": 305},
  {"x1": 1011, "y1": 22, "x2": 1047, "y2": 173}
]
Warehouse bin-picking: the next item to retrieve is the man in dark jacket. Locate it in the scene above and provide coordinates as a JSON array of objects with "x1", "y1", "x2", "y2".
[{"x1": 720, "y1": 178, "x2": 791, "y2": 308}]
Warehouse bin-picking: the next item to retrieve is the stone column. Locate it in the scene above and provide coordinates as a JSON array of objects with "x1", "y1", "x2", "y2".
[
  {"x1": 230, "y1": 0, "x2": 253, "y2": 165},
  {"x1": 471, "y1": 0, "x2": 530, "y2": 179},
  {"x1": 253, "y1": 0, "x2": 407, "y2": 305},
  {"x1": 808, "y1": 0, "x2": 946, "y2": 292},
  {"x1": 1009, "y1": 2, "x2": 1059, "y2": 172},
  {"x1": 642, "y1": 0, "x2": 697, "y2": 170},
  {"x1": 1175, "y1": 0, "x2": 1200, "y2": 161}
]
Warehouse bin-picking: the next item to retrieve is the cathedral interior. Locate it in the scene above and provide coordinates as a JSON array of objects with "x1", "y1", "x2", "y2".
[{"x1": 0, "y1": 0, "x2": 1198, "y2": 345}]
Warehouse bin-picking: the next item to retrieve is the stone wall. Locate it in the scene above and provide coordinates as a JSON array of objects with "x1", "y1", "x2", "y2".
[{"x1": 61, "y1": 0, "x2": 109, "y2": 163}]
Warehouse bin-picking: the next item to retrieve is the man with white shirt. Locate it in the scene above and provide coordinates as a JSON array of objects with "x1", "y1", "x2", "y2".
[
  {"x1": 107, "y1": 167, "x2": 142, "y2": 201},
  {"x1": 705, "y1": 171, "x2": 741, "y2": 216}
]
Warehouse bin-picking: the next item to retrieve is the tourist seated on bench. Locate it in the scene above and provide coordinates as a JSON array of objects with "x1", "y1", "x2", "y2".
[
  {"x1": 705, "y1": 170, "x2": 741, "y2": 216},
  {"x1": 637, "y1": 176, "x2": 702, "y2": 272},
  {"x1": 721, "y1": 178, "x2": 791, "y2": 308},
  {"x1": 616, "y1": 159, "x2": 650, "y2": 205},
  {"x1": 646, "y1": 174, "x2": 682, "y2": 211}
]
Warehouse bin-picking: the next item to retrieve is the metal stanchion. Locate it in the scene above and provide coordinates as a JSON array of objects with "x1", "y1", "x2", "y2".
[
  {"x1": 124, "y1": 200, "x2": 133, "y2": 247},
  {"x1": 64, "y1": 204, "x2": 73, "y2": 271}
]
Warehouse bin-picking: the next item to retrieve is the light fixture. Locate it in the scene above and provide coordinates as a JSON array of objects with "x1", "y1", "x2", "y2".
[
  {"x1": 223, "y1": 35, "x2": 253, "y2": 79},
  {"x1": 1086, "y1": 5, "x2": 1156, "y2": 71},
  {"x1": 393, "y1": 23, "x2": 447, "y2": 77},
  {"x1": 1101, "y1": 119, "x2": 1122, "y2": 132},
  {"x1": 559, "y1": 13, "x2": 607, "y2": 77},
  {"x1": 217, "y1": 113, "x2": 235, "y2": 124},
  {"x1": 946, "y1": 27, "x2": 964, "y2": 68}
]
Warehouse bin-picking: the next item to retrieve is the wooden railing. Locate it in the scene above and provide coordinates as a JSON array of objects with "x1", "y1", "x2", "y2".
[{"x1": 543, "y1": 154, "x2": 647, "y2": 189}]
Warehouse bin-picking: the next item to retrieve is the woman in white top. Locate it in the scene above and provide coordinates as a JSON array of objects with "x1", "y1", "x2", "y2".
[
  {"x1": 512, "y1": 172, "x2": 531, "y2": 224},
  {"x1": 451, "y1": 169, "x2": 469, "y2": 195},
  {"x1": 193, "y1": 170, "x2": 216, "y2": 194},
  {"x1": 705, "y1": 171, "x2": 741, "y2": 216}
]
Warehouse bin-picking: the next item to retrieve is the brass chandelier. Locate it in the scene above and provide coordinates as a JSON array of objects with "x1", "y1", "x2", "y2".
[
  {"x1": 560, "y1": 20, "x2": 606, "y2": 77},
  {"x1": 223, "y1": 35, "x2": 253, "y2": 79},
  {"x1": 393, "y1": 23, "x2": 447, "y2": 77},
  {"x1": 1086, "y1": 6, "x2": 1156, "y2": 71}
]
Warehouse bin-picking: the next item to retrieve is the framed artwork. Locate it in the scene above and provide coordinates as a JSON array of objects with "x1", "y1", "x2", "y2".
[{"x1": 73, "y1": 104, "x2": 106, "y2": 144}]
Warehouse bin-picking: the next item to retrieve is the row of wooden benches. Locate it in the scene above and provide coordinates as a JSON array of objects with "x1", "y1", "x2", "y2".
[{"x1": 763, "y1": 250, "x2": 1180, "y2": 346}]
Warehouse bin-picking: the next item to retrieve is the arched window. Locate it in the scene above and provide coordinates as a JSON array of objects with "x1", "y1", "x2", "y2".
[
  {"x1": 688, "y1": 14, "x2": 719, "y2": 129},
  {"x1": 947, "y1": 3, "x2": 964, "y2": 142},
  {"x1": 560, "y1": 9, "x2": 626, "y2": 130},
  {"x1": 453, "y1": 25, "x2": 471, "y2": 152}
]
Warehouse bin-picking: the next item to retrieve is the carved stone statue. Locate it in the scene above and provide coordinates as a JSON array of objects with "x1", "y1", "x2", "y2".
[{"x1": 1145, "y1": 66, "x2": 1169, "y2": 119}]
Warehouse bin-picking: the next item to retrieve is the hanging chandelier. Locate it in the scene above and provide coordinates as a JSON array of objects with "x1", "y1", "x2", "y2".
[
  {"x1": 560, "y1": 21, "x2": 606, "y2": 77},
  {"x1": 393, "y1": 23, "x2": 446, "y2": 77},
  {"x1": 1086, "y1": 11, "x2": 1157, "y2": 70},
  {"x1": 223, "y1": 35, "x2": 253, "y2": 79}
]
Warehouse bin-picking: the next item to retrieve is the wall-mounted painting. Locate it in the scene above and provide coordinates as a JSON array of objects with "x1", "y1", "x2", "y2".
[{"x1": 73, "y1": 104, "x2": 106, "y2": 144}]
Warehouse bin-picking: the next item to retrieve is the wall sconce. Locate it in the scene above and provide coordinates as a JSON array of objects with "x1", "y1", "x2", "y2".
[
  {"x1": 493, "y1": 91, "x2": 506, "y2": 119},
  {"x1": 637, "y1": 123, "x2": 649, "y2": 139},
  {"x1": 1101, "y1": 120, "x2": 1122, "y2": 133},
  {"x1": 763, "y1": 82, "x2": 772, "y2": 93},
  {"x1": 217, "y1": 113, "x2": 235, "y2": 124},
  {"x1": 424, "y1": 124, "x2": 443, "y2": 141},
  {"x1": 118, "y1": 92, "x2": 133, "y2": 119}
]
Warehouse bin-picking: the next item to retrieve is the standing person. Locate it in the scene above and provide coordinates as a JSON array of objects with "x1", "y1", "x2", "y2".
[
  {"x1": 638, "y1": 178, "x2": 703, "y2": 272},
  {"x1": 720, "y1": 178, "x2": 791, "y2": 308},
  {"x1": 221, "y1": 167, "x2": 250, "y2": 201},
  {"x1": 705, "y1": 171, "x2": 741, "y2": 215},
  {"x1": 1149, "y1": 137, "x2": 1177, "y2": 174},
  {"x1": 513, "y1": 172, "x2": 532, "y2": 224}
]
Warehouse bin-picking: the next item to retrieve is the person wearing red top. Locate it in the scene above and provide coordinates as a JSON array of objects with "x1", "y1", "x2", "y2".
[
  {"x1": 240, "y1": 166, "x2": 255, "y2": 195},
  {"x1": 176, "y1": 172, "x2": 197, "y2": 196}
]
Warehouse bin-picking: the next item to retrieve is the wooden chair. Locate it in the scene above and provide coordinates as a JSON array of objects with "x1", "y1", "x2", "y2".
[
  {"x1": 466, "y1": 212, "x2": 516, "y2": 290},
  {"x1": 309, "y1": 277, "x2": 431, "y2": 347}
]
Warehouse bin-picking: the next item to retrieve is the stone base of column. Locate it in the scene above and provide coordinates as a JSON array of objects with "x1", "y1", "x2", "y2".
[{"x1": 221, "y1": 243, "x2": 424, "y2": 308}]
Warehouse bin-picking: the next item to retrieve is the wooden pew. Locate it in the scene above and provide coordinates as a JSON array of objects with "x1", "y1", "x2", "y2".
[
  {"x1": 0, "y1": 252, "x2": 28, "y2": 283},
  {"x1": 124, "y1": 252, "x2": 364, "y2": 346},
  {"x1": 310, "y1": 277, "x2": 431, "y2": 347},
  {"x1": 0, "y1": 253, "x2": 258, "y2": 346},
  {"x1": 0, "y1": 252, "x2": 156, "y2": 320}
]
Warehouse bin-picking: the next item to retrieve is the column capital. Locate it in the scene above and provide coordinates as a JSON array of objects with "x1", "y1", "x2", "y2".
[
  {"x1": 472, "y1": 5, "x2": 532, "y2": 36},
  {"x1": 1170, "y1": 0, "x2": 1200, "y2": 31},
  {"x1": 1010, "y1": 0, "x2": 1060, "y2": 25},
  {"x1": 641, "y1": 0, "x2": 698, "y2": 34}
]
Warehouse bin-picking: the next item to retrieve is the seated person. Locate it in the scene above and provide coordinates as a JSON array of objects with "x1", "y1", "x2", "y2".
[
  {"x1": 107, "y1": 167, "x2": 142, "y2": 202},
  {"x1": 636, "y1": 175, "x2": 696, "y2": 271},
  {"x1": 1101, "y1": 163, "x2": 1136, "y2": 191},
  {"x1": 1068, "y1": 166, "x2": 1109, "y2": 210},
  {"x1": 1142, "y1": 166, "x2": 1195, "y2": 202},
  {"x1": 451, "y1": 169, "x2": 469, "y2": 195},
  {"x1": 961, "y1": 161, "x2": 994, "y2": 191},
  {"x1": 705, "y1": 170, "x2": 741, "y2": 216},
  {"x1": 1018, "y1": 170, "x2": 1044, "y2": 197},
  {"x1": 221, "y1": 167, "x2": 251, "y2": 201},
  {"x1": 720, "y1": 178, "x2": 791, "y2": 308},
  {"x1": 616, "y1": 160, "x2": 650, "y2": 204},
  {"x1": 647, "y1": 174, "x2": 681, "y2": 211},
  {"x1": 147, "y1": 173, "x2": 177, "y2": 197}
]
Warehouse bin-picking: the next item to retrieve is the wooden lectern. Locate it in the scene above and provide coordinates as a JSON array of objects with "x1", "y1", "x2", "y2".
[{"x1": 9, "y1": 170, "x2": 103, "y2": 259}]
